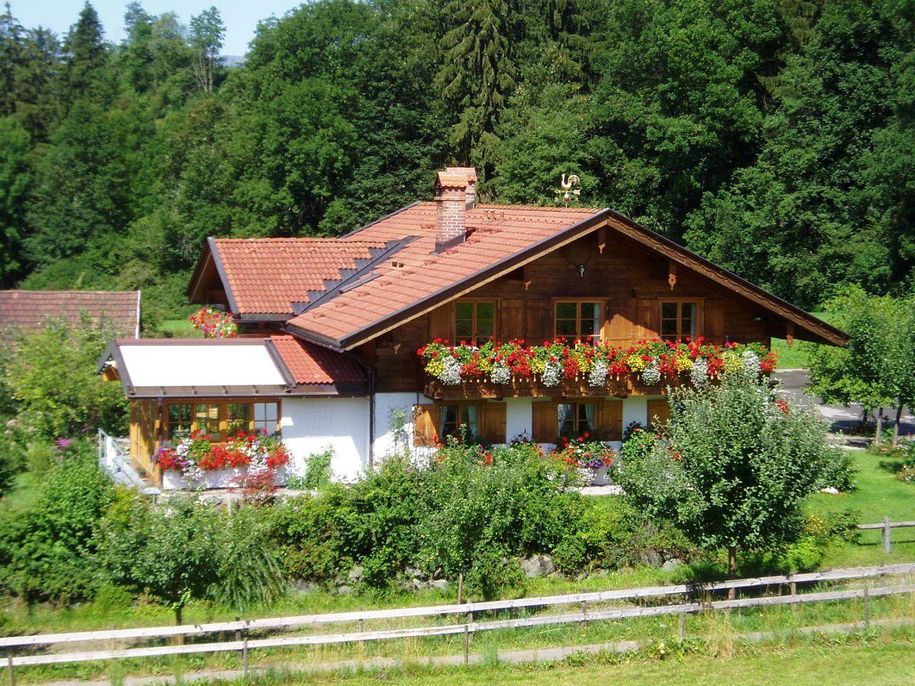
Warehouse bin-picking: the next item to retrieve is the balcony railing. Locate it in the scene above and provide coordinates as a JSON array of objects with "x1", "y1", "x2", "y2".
[{"x1": 418, "y1": 337, "x2": 775, "y2": 399}]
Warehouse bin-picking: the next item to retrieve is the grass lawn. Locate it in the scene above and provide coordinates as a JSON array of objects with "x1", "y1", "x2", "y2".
[
  {"x1": 157, "y1": 318, "x2": 201, "y2": 337},
  {"x1": 807, "y1": 450, "x2": 915, "y2": 567},
  {"x1": 772, "y1": 310, "x2": 832, "y2": 369},
  {"x1": 183, "y1": 632, "x2": 915, "y2": 686}
]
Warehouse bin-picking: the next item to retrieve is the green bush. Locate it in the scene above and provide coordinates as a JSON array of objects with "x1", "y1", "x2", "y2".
[
  {"x1": 348, "y1": 457, "x2": 424, "y2": 589},
  {"x1": 0, "y1": 442, "x2": 116, "y2": 603},
  {"x1": 416, "y1": 441, "x2": 581, "y2": 599},
  {"x1": 101, "y1": 496, "x2": 286, "y2": 623},
  {"x1": 613, "y1": 369, "x2": 844, "y2": 574},
  {"x1": 301, "y1": 448, "x2": 334, "y2": 490},
  {"x1": 265, "y1": 485, "x2": 358, "y2": 586},
  {"x1": 3, "y1": 317, "x2": 127, "y2": 441}
]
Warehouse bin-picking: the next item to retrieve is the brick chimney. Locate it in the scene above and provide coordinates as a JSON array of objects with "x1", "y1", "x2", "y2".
[
  {"x1": 434, "y1": 169, "x2": 470, "y2": 252},
  {"x1": 445, "y1": 166, "x2": 477, "y2": 208}
]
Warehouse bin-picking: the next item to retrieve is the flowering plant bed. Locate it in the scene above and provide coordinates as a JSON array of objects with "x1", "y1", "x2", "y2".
[
  {"x1": 418, "y1": 337, "x2": 774, "y2": 388},
  {"x1": 551, "y1": 435, "x2": 617, "y2": 486},
  {"x1": 154, "y1": 430, "x2": 290, "y2": 487}
]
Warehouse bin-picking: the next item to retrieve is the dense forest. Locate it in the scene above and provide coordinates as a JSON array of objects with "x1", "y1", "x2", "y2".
[{"x1": 0, "y1": 0, "x2": 912, "y2": 331}]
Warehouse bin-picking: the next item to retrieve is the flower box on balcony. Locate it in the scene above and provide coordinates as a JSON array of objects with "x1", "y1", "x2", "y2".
[{"x1": 418, "y1": 337, "x2": 774, "y2": 399}]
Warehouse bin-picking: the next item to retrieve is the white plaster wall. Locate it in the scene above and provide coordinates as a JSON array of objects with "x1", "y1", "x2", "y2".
[
  {"x1": 622, "y1": 396, "x2": 648, "y2": 433},
  {"x1": 373, "y1": 392, "x2": 420, "y2": 460},
  {"x1": 505, "y1": 398, "x2": 533, "y2": 443},
  {"x1": 282, "y1": 397, "x2": 370, "y2": 482}
]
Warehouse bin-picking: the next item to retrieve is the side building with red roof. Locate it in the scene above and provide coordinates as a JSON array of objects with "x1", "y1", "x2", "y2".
[{"x1": 101, "y1": 168, "x2": 846, "y2": 488}]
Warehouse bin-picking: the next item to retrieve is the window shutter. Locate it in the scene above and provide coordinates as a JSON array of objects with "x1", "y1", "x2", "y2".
[
  {"x1": 413, "y1": 404, "x2": 440, "y2": 447},
  {"x1": 647, "y1": 398, "x2": 670, "y2": 429},
  {"x1": 599, "y1": 399, "x2": 623, "y2": 441},
  {"x1": 481, "y1": 402, "x2": 507, "y2": 444},
  {"x1": 532, "y1": 401, "x2": 557, "y2": 442}
]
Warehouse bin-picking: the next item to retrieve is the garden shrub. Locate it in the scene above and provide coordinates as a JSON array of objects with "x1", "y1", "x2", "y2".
[
  {"x1": 3, "y1": 317, "x2": 127, "y2": 441},
  {"x1": 348, "y1": 457, "x2": 424, "y2": 590},
  {"x1": 613, "y1": 369, "x2": 845, "y2": 574},
  {"x1": 101, "y1": 496, "x2": 286, "y2": 623},
  {"x1": 265, "y1": 484, "x2": 358, "y2": 586},
  {"x1": 416, "y1": 440, "x2": 582, "y2": 599},
  {"x1": 302, "y1": 447, "x2": 334, "y2": 490},
  {"x1": 0, "y1": 442, "x2": 116, "y2": 603}
]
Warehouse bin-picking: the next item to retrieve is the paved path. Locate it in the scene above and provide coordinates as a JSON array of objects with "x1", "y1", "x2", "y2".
[{"x1": 773, "y1": 369, "x2": 914, "y2": 440}]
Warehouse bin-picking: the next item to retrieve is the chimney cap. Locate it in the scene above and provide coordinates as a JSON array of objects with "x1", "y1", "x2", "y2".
[
  {"x1": 435, "y1": 169, "x2": 470, "y2": 191},
  {"x1": 444, "y1": 166, "x2": 477, "y2": 184}
]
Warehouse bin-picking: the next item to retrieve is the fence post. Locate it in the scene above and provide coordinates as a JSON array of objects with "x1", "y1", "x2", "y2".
[
  {"x1": 677, "y1": 611, "x2": 686, "y2": 643},
  {"x1": 463, "y1": 614, "x2": 471, "y2": 665},
  {"x1": 358, "y1": 617, "x2": 365, "y2": 663},
  {"x1": 863, "y1": 585, "x2": 871, "y2": 631},
  {"x1": 242, "y1": 630, "x2": 249, "y2": 679},
  {"x1": 883, "y1": 518, "x2": 892, "y2": 553},
  {"x1": 7, "y1": 654, "x2": 14, "y2": 686},
  {"x1": 580, "y1": 600, "x2": 587, "y2": 628}
]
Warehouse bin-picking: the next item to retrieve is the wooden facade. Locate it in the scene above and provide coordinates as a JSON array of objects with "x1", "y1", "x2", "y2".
[{"x1": 360, "y1": 231, "x2": 775, "y2": 395}]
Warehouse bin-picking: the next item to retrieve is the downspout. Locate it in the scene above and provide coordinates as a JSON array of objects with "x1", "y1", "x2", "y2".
[{"x1": 368, "y1": 366, "x2": 376, "y2": 470}]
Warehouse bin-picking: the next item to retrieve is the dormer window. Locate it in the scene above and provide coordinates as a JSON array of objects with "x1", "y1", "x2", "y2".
[
  {"x1": 555, "y1": 301, "x2": 603, "y2": 340},
  {"x1": 455, "y1": 301, "x2": 495, "y2": 346}
]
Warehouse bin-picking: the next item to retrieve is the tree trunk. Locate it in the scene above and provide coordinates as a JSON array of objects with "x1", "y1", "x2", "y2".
[
  {"x1": 875, "y1": 408, "x2": 884, "y2": 444},
  {"x1": 456, "y1": 572, "x2": 464, "y2": 606},
  {"x1": 727, "y1": 546, "x2": 737, "y2": 600},
  {"x1": 893, "y1": 404, "x2": 903, "y2": 446}
]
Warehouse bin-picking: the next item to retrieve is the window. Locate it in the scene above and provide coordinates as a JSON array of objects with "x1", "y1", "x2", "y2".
[
  {"x1": 167, "y1": 403, "x2": 192, "y2": 439},
  {"x1": 254, "y1": 402, "x2": 280, "y2": 435},
  {"x1": 439, "y1": 404, "x2": 479, "y2": 440},
  {"x1": 558, "y1": 402, "x2": 596, "y2": 438},
  {"x1": 455, "y1": 301, "x2": 495, "y2": 346},
  {"x1": 164, "y1": 400, "x2": 282, "y2": 441},
  {"x1": 195, "y1": 403, "x2": 220, "y2": 437},
  {"x1": 555, "y1": 301, "x2": 602, "y2": 339},
  {"x1": 226, "y1": 403, "x2": 250, "y2": 434},
  {"x1": 660, "y1": 301, "x2": 698, "y2": 341}
]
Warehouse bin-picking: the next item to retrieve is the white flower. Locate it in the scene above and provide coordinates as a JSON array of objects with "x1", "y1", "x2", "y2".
[
  {"x1": 690, "y1": 357, "x2": 709, "y2": 387},
  {"x1": 439, "y1": 356, "x2": 463, "y2": 385},
  {"x1": 642, "y1": 362, "x2": 661, "y2": 386},
  {"x1": 588, "y1": 360, "x2": 608, "y2": 387},
  {"x1": 743, "y1": 349, "x2": 760, "y2": 376},
  {"x1": 491, "y1": 362, "x2": 511, "y2": 385},
  {"x1": 542, "y1": 360, "x2": 563, "y2": 387}
]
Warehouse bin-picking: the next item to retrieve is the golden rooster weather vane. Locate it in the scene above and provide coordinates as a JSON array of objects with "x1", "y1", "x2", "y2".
[{"x1": 555, "y1": 174, "x2": 581, "y2": 206}]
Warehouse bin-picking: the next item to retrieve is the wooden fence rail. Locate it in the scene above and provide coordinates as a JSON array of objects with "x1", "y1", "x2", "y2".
[
  {"x1": 1, "y1": 564, "x2": 913, "y2": 675},
  {"x1": 857, "y1": 519, "x2": 915, "y2": 553},
  {"x1": 2, "y1": 563, "x2": 913, "y2": 649}
]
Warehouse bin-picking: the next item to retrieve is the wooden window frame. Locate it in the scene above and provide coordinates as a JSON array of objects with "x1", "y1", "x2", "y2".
[
  {"x1": 659, "y1": 298, "x2": 704, "y2": 341},
  {"x1": 557, "y1": 400, "x2": 597, "y2": 438},
  {"x1": 453, "y1": 299, "x2": 498, "y2": 346},
  {"x1": 438, "y1": 402, "x2": 481, "y2": 440},
  {"x1": 161, "y1": 399, "x2": 282, "y2": 442},
  {"x1": 552, "y1": 298, "x2": 607, "y2": 340}
]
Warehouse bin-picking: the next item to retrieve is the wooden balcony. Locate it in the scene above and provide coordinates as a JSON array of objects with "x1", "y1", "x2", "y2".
[{"x1": 423, "y1": 374, "x2": 680, "y2": 400}]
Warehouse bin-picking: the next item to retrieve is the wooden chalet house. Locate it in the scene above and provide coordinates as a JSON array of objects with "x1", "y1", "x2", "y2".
[{"x1": 101, "y1": 167, "x2": 846, "y2": 487}]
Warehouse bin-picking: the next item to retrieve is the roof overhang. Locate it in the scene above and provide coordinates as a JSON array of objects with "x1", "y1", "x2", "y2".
[
  {"x1": 287, "y1": 209, "x2": 847, "y2": 351},
  {"x1": 98, "y1": 338, "x2": 367, "y2": 399}
]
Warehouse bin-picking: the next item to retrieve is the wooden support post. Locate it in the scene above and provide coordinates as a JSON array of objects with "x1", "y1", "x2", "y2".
[
  {"x1": 358, "y1": 618, "x2": 365, "y2": 662},
  {"x1": 863, "y1": 586, "x2": 871, "y2": 631},
  {"x1": 883, "y1": 518, "x2": 892, "y2": 553},
  {"x1": 580, "y1": 600, "x2": 587, "y2": 627},
  {"x1": 7, "y1": 654, "x2": 14, "y2": 686},
  {"x1": 463, "y1": 612, "x2": 472, "y2": 665},
  {"x1": 677, "y1": 611, "x2": 685, "y2": 643},
  {"x1": 242, "y1": 632, "x2": 249, "y2": 679}
]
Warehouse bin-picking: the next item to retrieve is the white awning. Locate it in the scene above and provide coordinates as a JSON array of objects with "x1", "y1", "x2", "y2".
[{"x1": 120, "y1": 344, "x2": 286, "y2": 387}]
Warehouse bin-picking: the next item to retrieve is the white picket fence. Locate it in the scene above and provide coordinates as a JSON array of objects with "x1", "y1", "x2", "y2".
[{"x1": 1, "y1": 563, "x2": 913, "y2": 675}]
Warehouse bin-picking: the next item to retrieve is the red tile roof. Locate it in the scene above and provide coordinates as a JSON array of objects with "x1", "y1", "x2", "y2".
[
  {"x1": 212, "y1": 238, "x2": 389, "y2": 315},
  {"x1": 269, "y1": 335, "x2": 366, "y2": 387},
  {"x1": 0, "y1": 290, "x2": 141, "y2": 339},
  {"x1": 287, "y1": 203, "x2": 602, "y2": 347}
]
